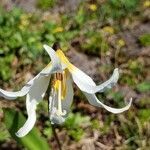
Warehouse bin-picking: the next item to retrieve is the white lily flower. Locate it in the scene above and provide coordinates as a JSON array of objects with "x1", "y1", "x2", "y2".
[{"x1": 0, "y1": 44, "x2": 132, "y2": 137}]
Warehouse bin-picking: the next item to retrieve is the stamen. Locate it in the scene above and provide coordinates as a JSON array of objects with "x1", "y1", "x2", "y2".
[
  {"x1": 53, "y1": 72, "x2": 66, "y2": 116},
  {"x1": 57, "y1": 80, "x2": 62, "y2": 115},
  {"x1": 61, "y1": 70, "x2": 67, "y2": 100}
]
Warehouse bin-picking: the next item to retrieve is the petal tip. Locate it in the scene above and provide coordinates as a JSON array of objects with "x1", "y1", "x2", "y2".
[
  {"x1": 43, "y1": 44, "x2": 49, "y2": 49},
  {"x1": 114, "y1": 68, "x2": 119, "y2": 71},
  {"x1": 112, "y1": 68, "x2": 119, "y2": 83},
  {"x1": 129, "y1": 97, "x2": 133, "y2": 104},
  {"x1": 15, "y1": 131, "x2": 24, "y2": 138},
  {"x1": 124, "y1": 97, "x2": 133, "y2": 110},
  {"x1": 114, "y1": 68, "x2": 119, "y2": 74}
]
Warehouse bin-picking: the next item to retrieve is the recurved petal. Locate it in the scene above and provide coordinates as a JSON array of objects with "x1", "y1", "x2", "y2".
[
  {"x1": 56, "y1": 49, "x2": 119, "y2": 93},
  {"x1": 83, "y1": 92, "x2": 132, "y2": 114},
  {"x1": 15, "y1": 100, "x2": 36, "y2": 137},
  {"x1": 41, "y1": 45, "x2": 62, "y2": 75},
  {"x1": 16, "y1": 75, "x2": 50, "y2": 137},
  {"x1": 0, "y1": 45, "x2": 59, "y2": 100},
  {"x1": 94, "y1": 68, "x2": 119, "y2": 92},
  {"x1": 70, "y1": 65, "x2": 119, "y2": 93},
  {"x1": 0, "y1": 74, "x2": 40, "y2": 100},
  {"x1": 26, "y1": 75, "x2": 50, "y2": 114},
  {"x1": 0, "y1": 86, "x2": 30, "y2": 100}
]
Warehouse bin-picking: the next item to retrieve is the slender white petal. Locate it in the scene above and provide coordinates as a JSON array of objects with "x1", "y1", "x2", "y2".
[
  {"x1": 16, "y1": 75, "x2": 50, "y2": 137},
  {"x1": 41, "y1": 45, "x2": 62, "y2": 75},
  {"x1": 0, "y1": 85, "x2": 30, "y2": 100},
  {"x1": 71, "y1": 66, "x2": 119, "y2": 94},
  {"x1": 0, "y1": 44, "x2": 61, "y2": 100},
  {"x1": 83, "y1": 92, "x2": 132, "y2": 114},
  {"x1": 16, "y1": 99, "x2": 36, "y2": 137},
  {"x1": 0, "y1": 75, "x2": 40, "y2": 100}
]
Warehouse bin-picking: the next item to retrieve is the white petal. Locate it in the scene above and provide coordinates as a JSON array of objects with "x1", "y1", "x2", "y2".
[
  {"x1": 16, "y1": 75, "x2": 50, "y2": 137},
  {"x1": 0, "y1": 47, "x2": 58, "y2": 100},
  {"x1": 71, "y1": 66, "x2": 119, "y2": 93},
  {"x1": 83, "y1": 92, "x2": 132, "y2": 114},
  {"x1": 41, "y1": 45, "x2": 62, "y2": 75},
  {"x1": 54, "y1": 49, "x2": 118, "y2": 94},
  {"x1": 16, "y1": 101, "x2": 36, "y2": 137},
  {"x1": 26, "y1": 75, "x2": 50, "y2": 114},
  {"x1": 0, "y1": 86, "x2": 30, "y2": 100},
  {"x1": 0, "y1": 74, "x2": 39, "y2": 100},
  {"x1": 61, "y1": 73, "x2": 74, "y2": 113}
]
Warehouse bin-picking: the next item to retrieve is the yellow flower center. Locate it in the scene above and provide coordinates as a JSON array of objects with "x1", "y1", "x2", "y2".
[{"x1": 53, "y1": 71, "x2": 67, "y2": 100}]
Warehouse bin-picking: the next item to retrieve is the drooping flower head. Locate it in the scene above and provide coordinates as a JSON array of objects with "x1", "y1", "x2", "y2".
[{"x1": 0, "y1": 43, "x2": 132, "y2": 137}]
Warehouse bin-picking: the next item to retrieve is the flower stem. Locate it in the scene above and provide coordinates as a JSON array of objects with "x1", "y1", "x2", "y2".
[{"x1": 51, "y1": 124, "x2": 62, "y2": 150}]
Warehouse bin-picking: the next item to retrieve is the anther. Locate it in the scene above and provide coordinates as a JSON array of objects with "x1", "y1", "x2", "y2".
[{"x1": 55, "y1": 73, "x2": 63, "y2": 81}]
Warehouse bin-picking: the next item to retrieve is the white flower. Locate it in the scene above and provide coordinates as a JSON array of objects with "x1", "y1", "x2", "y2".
[{"x1": 0, "y1": 44, "x2": 132, "y2": 137}]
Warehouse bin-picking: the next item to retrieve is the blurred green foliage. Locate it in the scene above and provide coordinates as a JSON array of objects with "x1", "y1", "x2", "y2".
[
  {"x1": 37, "y1": 0, "x2": 56, "y2": 10},
  {"x1": 136, "y1": 81, "x2": 150, "y2": 93},
  {"x1": 0, "y1": 7, "x2": 77, "y2": 81},
  {"x1": 3, "y1": 108, "x2": 50, "y2": 150},
  {"x1": 81, "y1": 31, "x2": 109, "y2": 55},
  {"x1": 139, "y1": 34, "x2": 150, "y2": 46},
  {"x1": 138, "y1": 109, "x2": 150, "y2": 124},
  {"x1": 0, "y1": 0, "x2": 149, "y2": 149},
  {"x1": 0, "y1": 109, "x2": 10, "y2": 141},
  {"x1": 99, "y1": 0, "x2": 139, "y2": 21},
  {"x1": 0, "y1": 123, "x2": 10, "y2": 141},
  {"x1": 64, "y1": 113, "x2": 90, "y2": 141}
]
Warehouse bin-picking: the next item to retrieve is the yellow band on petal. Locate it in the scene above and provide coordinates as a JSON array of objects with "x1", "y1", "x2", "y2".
[
  {"x1": 56, "y1": 50, "x2": 75, "y2": 72},
  {"x1": 45, "y1": 62, "x2": 52, "y2": 69}
]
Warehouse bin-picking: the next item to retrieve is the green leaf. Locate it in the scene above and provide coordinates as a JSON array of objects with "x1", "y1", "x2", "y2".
[
  {"x1": 136, "y1": 81, "x2": 150, "y2": 93},
  {"x1": 3, "y1": 108, "x2": 50, "y2": 150}
]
